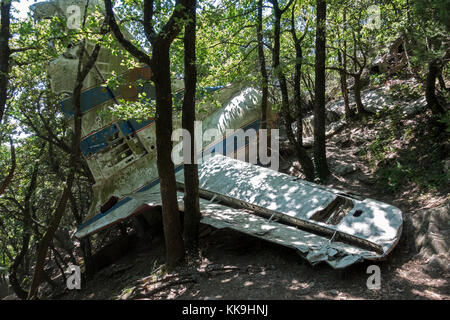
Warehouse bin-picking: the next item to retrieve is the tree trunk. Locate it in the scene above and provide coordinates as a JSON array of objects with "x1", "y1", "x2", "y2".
[
  {"x1": 0, "y1": 0, "x2": 10, "y2": 124},
  {"x1": 69, "y1": 193, "x2": 94, "y2": 278},
  {"x1": 49, "y1": 245, "x2": 67, "y2": 285},
  {"x1": 182, "y1": 0, "x2": 200, "y2": 254},
  {"x1": 426, "y1": 58, "x2": 446, "y2": 115},
  {"x1": 257, "y1": 0, "x2": 268, "y2": 131},
  {"x1": 152, "y1": 43, "x2": 185, "y2": 269},
  {"x1": 28, "y1": 146, "x2": 76, "y2": 299},
  {"x1": 313, "y1": 0, "x2": 330, "y2": 181},
  {"x1": 340, "y1": 12, "x2": 351, "y2": 119},
  {"x1": 104, "y1": 0, "x2": 188, "y2": 271},
  {"x1": 353, "y1": 72, "x2": 365, "y2": 114},
  {"x1": 339, "y1": 69, "x2": 351, "y2": 118},
  {"x1": 9, "y1": 226, "x2": 31, "y2": 300},
  {"x1": 9, "y1": 158, "x2": 40, "y2": 300},
  {"x1": 290, "y1": 6, "x2": 315, "y2": 181},
  {"x1": 0, "y1": 137, "x2": 15, "y2": 196},
  {"x1": 272, "y1": 5, "x2": 291, "y2": 151},
  {"x1": 272, "y1": 0, "x2": 314, "y2": 181},
  {"x1": 337, "y1": 51, "x2": 351, "y2": 119}
]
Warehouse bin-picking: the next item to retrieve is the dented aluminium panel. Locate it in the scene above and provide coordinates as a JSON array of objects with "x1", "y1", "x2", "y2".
[
  {"x1": 109, "y1": 154, "x2": 402, "y2": 269},
  {"x1": 188, "y1": 155, "x2": 403, "y2": 256},
  {"x1": 182, "y1": 155, "x2": 403, "y2": 267}
]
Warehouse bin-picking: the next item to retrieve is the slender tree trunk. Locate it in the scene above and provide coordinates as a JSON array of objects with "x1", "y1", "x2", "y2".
[
  {"x1": 353, "y1": 72, "x2": 364, "y2": 114},
  {"x1": 337, "y1": 52, "x2": 351, "y2": 119},
  {"x1": 104, "y1": 0, "x2": 188, "y2": 271},
  {"x1": 290, "y1": 5, "x2": 315, "y2": 181},
  {"x1": 341, "y1": 12, "x2": 350, "y2": 119},
  {"x1": 257, "y1": 0, "x2": 268, "y2": 130},
  {"x1": 28, "y1": 138, "x2": 76, "y2": 299},
  {"x1": 28, "y1": 0, "x2": 99, "y2": 298},
  {"x1": 152, "y1": 43, "x2": 185, "y2": 268},
  {"x1": 9, "y1": 158, "x2": 40, "y2": 300},
  {"x1": 80, "y1": 237, "x2": 94, "y2": 278},
  {"x1": 9, "y1": 243, "x2": 30, "y2": 300},
  {"x1": 49, "y1": 245, "x2": 67, "y2": 285},
  {"x1": 69, "y1": 193, "x2": 94, "y2": 278},
  {"x1": 272, "y1": 5, "x2": 292, "y2": 151},
  {"x1": 291, "y1": 6, "x2": 304, "y2": 147},
  {"x1": 313, "y1": 0, "x2": 330, "y2": 181},
  {"x1": 272, "y1": 0, "x2": 314, "y2": 181},
  {"x1": 339, "y1": 69, "x2": 350, "y2": 118},
  {"x1": 28, "y1": 43, "x2": 102, "y2": 299},
  {"x1": 0, "y1": 0, "x2": 11, "y2": 124},
  {"x1": 426, "y1": 57, "x2": 446, "y2": 115},
  {"x1": 293, "y1": 46, "x2": 304, "y2": 147},
  {"x1": 0, "y1": 137, "x2": 15, "y2": 196},
  {"x1": 182, "y1": 0, "x2": 200, "y2": 254},
  {"x1": 0, "y1": 2, "x2": 14, "y2": 198}
]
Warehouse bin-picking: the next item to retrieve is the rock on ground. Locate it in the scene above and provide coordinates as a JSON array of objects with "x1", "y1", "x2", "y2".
[{"x1": 411, "y1": 203, "x2": 450, "y2": 273}]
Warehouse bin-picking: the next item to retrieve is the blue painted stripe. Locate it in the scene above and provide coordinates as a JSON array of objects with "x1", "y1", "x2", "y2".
[
  {"x1": 127, "y1": 119, "x2": 154, "y2": 133},
  {"x1": 80, "y1": 122, "x2": 119, "y2": 157},
  {"x1": 61, "y1": 86, "x2": 115, "y2": 116},
  {"x1": 60, "y1": 81, "x2": 155, "y2": 117},
  {"x1": 77, "y1": 119, "x2": 261, "y2": 234},
  {"x1": 203, "y1": 86, "x2": 225, "y2": 92},
  {"x1": 80, "y1": 119, "x2": 153, "y2": 157},
  {"x1": 60, "y1": 82, "x2": 220, "y2": 117}
]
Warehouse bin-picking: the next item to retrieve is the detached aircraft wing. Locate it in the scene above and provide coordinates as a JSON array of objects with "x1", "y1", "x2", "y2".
[{"x1": 77, "y1": 152, "x2": 402, "y2": 269}]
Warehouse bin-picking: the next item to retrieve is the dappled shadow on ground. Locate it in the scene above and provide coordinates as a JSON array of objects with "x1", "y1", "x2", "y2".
[
  {"x1": 60, "y1": 222, "x2": 448, "y2": 300},
  {"x1": 172, "y1": 228, "x2": 448, "y2": 300}
]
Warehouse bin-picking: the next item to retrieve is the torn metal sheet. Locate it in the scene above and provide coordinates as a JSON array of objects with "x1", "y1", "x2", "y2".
[
  {"x1": 119, "y1": 153, "x2": 402, "y2": 269},
  {"x1": 194, "y1": 198, "x2": 392, "y2": 269},
  {"x1": 177, "y1": 155, "x2": 403, "y2": 258},
  {"x1": 97, "y1": 154, "x2": 402, "y2": 269},
  {"x1": 128, "y1": 187, "x2": 377, "y2": 269}
]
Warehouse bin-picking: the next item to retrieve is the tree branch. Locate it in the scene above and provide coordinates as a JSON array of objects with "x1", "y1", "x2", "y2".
[
  {"x1": 104, "y1": 0, "x2": 152, "y2": 66},
  {"x1": 143, "y1": 0, "x2": 156, "y2": 44}
]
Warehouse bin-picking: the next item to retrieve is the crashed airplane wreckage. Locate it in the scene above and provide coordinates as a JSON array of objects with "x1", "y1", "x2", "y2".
[{"x1": 39, "y1": 0, "x2": 403, "y2": 269}]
